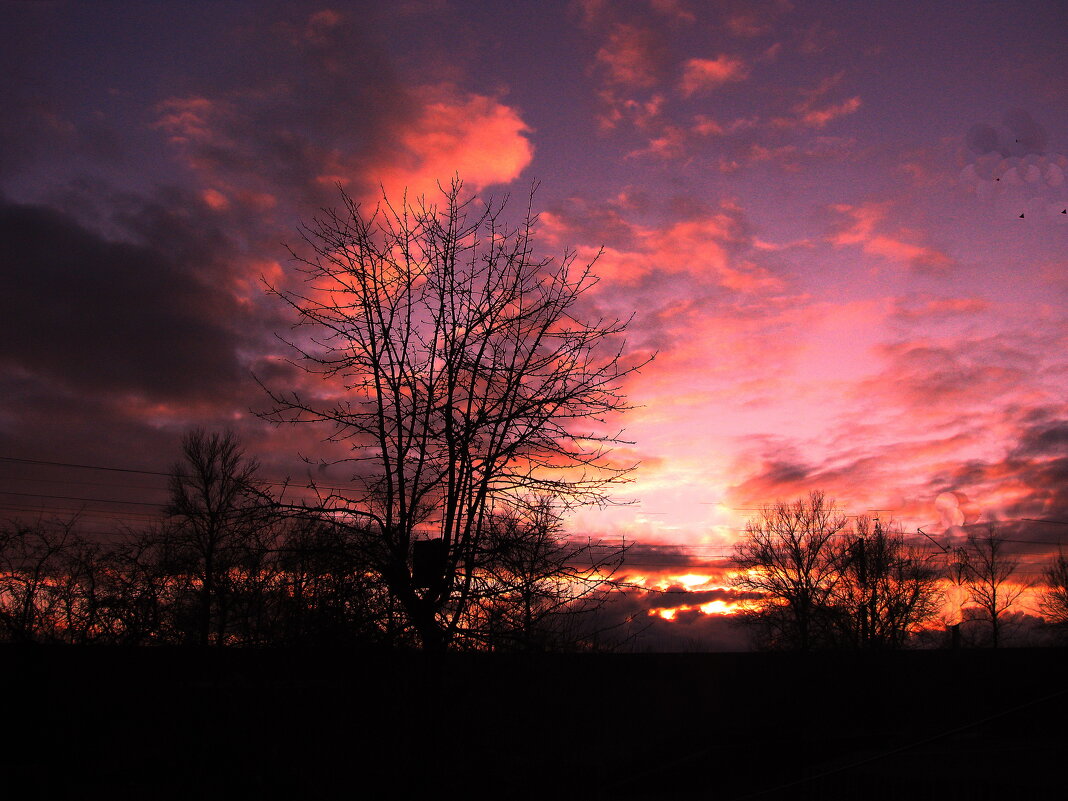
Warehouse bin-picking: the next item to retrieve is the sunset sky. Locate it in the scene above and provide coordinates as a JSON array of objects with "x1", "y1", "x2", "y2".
[{"x1": 2, "y1": 1, "x2": 1067, "y2": 642}]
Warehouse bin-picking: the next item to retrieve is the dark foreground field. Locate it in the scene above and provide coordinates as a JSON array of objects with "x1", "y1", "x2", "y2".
[{"x1": 2, "y1": 645, "x2": 1065, "y2": 800}]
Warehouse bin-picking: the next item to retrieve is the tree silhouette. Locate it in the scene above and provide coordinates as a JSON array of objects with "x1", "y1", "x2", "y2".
[
  {"x1": 830, "y1": 517, "x2": 942, "y2": 649},
  {"x1": 270, "y1": 517, "x2": 396, "y2": 646},
  {"x1": 730, "y1": 491, "x2": 846, "y2": 650},
  {"x1": 0, "y1": 520, "x2": 77, "y2": 642},
  {"x1": 963, "y1": 527, "x2": 1026, "y2": 648},
  {"x1": 730, "y1": 497, "x2": 944, "y2": 650},
  {"x1": 94, "y1": 526, "x2": 178, "y2": 645},
  {"x1": 1038, "y1": 549, "x2": 1068, "y2": 636},
  {"x1": 464, "y1": 498, "x2": 627, "y2": 650},
  {"x1": 165, "y1": 429, "x2": 266, "y2": 646},
  {"x1": 260, "y1": 179, "x2": 646, "y2": 650}
]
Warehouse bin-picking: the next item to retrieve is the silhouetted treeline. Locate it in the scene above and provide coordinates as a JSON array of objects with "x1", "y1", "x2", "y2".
[
  {"x1": 0, "y1": 513, "x2": 620, "y2": 649},
  {"x1": 730, "y1": 492, "x2": 1068, "y2": 650},
  {"x1": 0, "y1": 515, "x2": 386, "y2": 646},
  {"x1": 0, "y1": 431, "x2": 623, "y2": 650}
]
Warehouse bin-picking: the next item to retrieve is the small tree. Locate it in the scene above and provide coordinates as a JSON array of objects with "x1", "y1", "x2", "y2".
[
  {"x1": 730, "y1": 491, "x2": 847, "y2": 650},
  {"x1": 271, "y1": 517, "x2": 397, "y2": 646},
  {"x1": 963, "y1": 527, "x2": 1026, "y2": 648},
  {"x1": 261, "y1": 180, "x2": 646, "y2": 650},
  {"x1": 0, "y1": 520, "x2": 78, "y2": 643},
  {"x1": 93, "y1": 527, "x2": 178, "y2": 645},
  {"x1": 830, "y1": 517, "x2": 942, "y2": 649},
  {"x1": 943, "y1": 546, "x2": 970, "y2": 648},
  {"x1": 166, "y1": 429, "x2": 265, "y2": 646},
  {"x1": 465, "y1": 498, "x2": 627, "y2": 651},
  {"x1": 1038, "y1": 550, "x2": 1068, "y2": 634}
]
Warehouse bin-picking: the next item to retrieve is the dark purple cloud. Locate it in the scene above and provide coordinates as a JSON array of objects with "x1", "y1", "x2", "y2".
[{"x1": 0, "y1": 196, "x2": 248, "y2": 401}]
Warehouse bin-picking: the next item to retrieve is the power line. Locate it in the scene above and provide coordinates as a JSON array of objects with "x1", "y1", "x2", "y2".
[
  {"x1": 0, "y1": 474, "x2": 171, "y2": 493},
  {"x1": 0, "y1": 490, "x2": 163, "y2": 508},
  {"x1": 0, "y1": 455, "x2": 171, "y2": 477},
  {"x1": 0, "y1": 504, "x2": 162, "y2": 523},
  {"x1": 0, "y1": 454, "x2": 372, "y2": 495}
]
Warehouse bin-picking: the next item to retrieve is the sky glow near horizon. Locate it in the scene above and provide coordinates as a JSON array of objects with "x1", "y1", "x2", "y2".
[{"x1": 2, "y1": 2, "x2": 1068, "y2": 637}]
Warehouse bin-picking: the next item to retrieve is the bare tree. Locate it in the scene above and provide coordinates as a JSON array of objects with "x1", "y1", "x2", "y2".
[
  {"x1": 1038, "y1": 549, "x2": 1068, "y2": 634},
  {"x1": 50, "y1": 534, "x2": 109, "y2": 644},
  {"x1": 464, "y1": 498, "x2": 627, "y2": 651},
  {"x1": 943, "y1": 546, "x2": 970, "y2": 648},
  {"x1": 93, "y1": 527, "x2": 179, "y2": 645},
  {"x1": 0, "y1": 520, "x2": 76, "y2": 642},
  {"x1": 166, "y1": 429, "x2": 265, "y2": 646},
  {"x1": 730, "y1": 491, "x2": 847, "y2": 650},
  {"x1": 830, "y1": 517, "x2": 942, "y2": 649},
  {"x1": 270, "y1": 517, "x2": 399, "y2": 646},
  {"x1": 260, "y1": 179, "x2": 646, "y2": 650},
  {"x1": 963, "y1": 527, "x2": 1026, "y2": 648}
]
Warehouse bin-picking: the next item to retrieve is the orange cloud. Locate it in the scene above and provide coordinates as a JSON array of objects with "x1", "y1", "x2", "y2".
[
  {"x1": 365, "y1": 88, "x2": 534, "y2": 201},
  {"x1": 679, "y1": 55, "x2": 750, "y2": 96},
  {"x1": 201, "y1": 188, "x2": 229, "y2": 211}
]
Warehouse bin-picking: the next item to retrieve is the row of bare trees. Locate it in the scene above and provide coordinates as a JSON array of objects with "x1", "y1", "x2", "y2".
[
  {"x1": 730, "y1": 492, "x2": 1060, "y2": 650},
  {"x1": 0, "y1": 480, "x2": 388, "y2": 647},
  {"x1": 0, "y1": 430, "x2": 624, "y2": 650}
]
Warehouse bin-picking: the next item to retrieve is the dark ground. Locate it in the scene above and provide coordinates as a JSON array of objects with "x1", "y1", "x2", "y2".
[{"x1": 2, "y1": 645, "x2": 1065, "y2": 800}]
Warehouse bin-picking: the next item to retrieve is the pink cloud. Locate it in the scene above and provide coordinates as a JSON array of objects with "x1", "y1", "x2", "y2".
[
  {"x1": 545, "y1": 206, "x2": 781, "y2": 292},
  {"x1": 596, "y1": 23, "x2": 665, "y2": 88},
  {"x1": 641, "y1": 301, "x2": 1067, "y2": 540},
  {"x1": 154, "y1": 96, "x2": 225, "y2": 145},
  {"x1": 597, "y1": 89, "x2": 666, "y2": 131},
  {"x1": 714, "y1": 136, "x2": 858, "y2": 173},
  {"x1": 692, "y1": 116, "x2": 724, "y2": 136},
  {"x1": 301, "y1": 9, "x2": 344, "y2": 46},
  {"x1": 830, "y1": 203, "x2": 956, "y2": 274},
  {"x1": 761, "y1": 41, "x2": 783, "y2": 61},
  {"x1": 627, "y1": 125, "x2": 688, "y2": 160},
  {"x1": 891, "y1": 295, "x2": 990, "y2": 321},
  {"x1": 573, "y1": 0, "x2": 609, "y2": 27},
  {"x1": 798, "y1": 96, "x2": 862, "y2": 128},
  {"x1": 859, "y1": 338, "x2": 1039, "y2": 418},
  {"x1": 797, "y1": 21, "x2": 837, "y2": 55},
  {"x1": 648, "y1": 0, "x2": 696, "y2": 24},
  {"x1": 150, "y1": 9, "x2": 538, "y2": 214},
  {"x1": 726, "y1": 12, "x2": 771, "y2": 37},
  {"x1": 692, "y1": 115, "x2": 760, "y2": 136},
  {"x1": 720, "y1": 0, "x2": 793, "y2": 39},
  {"x1": 771, "y1": 72, "x2": 861, "y2": 129},
  {"x1": 679, "y1": 55, "x2": 750, "y2": 96}
]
